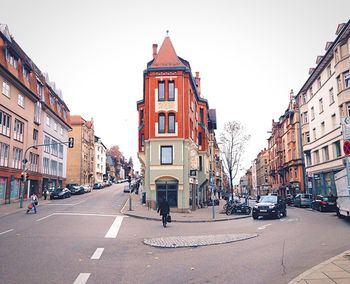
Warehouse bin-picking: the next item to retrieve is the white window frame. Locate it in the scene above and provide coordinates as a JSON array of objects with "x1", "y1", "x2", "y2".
[
  {"x1": 17, "y1": 94, "x2": 24, "y2": 108},
  {"x1": 2, "y1": 81, "x2": 10, "y2": 97}
]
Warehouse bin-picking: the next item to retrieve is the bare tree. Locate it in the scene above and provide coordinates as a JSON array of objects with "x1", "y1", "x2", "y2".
[{"x1": 220, "y1": 121, "x2": 250, "y2": 196}]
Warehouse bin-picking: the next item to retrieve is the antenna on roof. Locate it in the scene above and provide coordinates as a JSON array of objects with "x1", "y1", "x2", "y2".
[{"x1": 166, "y1": 30, "x2": 169, "y2": 36}]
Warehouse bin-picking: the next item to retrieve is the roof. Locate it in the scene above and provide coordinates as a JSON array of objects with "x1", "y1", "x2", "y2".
[
  {"x1": 70, "y1": 115, "x2": 86, "y2": 125},
  {"x1": 149, "y1": 36, "x2": 185, "y2": 68}
]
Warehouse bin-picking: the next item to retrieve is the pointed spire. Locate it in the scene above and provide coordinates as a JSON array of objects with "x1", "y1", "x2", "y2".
[{"x1": 150, "y1": 36, "x2": 185, "y2": 68}]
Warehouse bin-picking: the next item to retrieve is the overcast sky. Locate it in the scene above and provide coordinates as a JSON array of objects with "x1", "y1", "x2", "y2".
[{"x1": 2, "y1": 0, "x2": 350, "y2": 181}]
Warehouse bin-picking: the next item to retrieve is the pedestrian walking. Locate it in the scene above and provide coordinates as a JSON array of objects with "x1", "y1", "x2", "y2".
[
  {"x1": 26, "y1": 192, "x2": 38, "y2": 214},
  {"x1": 157, "y1": 198, "x2": 170, "y2": 227},
  {"x1": 43, "y1": 189, "x2": 48, "y2": 200}
]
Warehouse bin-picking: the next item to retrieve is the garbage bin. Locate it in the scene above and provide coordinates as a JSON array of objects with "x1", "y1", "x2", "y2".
[{"x1": 142, "y1": 192, "x2": 146, "y2": 204}]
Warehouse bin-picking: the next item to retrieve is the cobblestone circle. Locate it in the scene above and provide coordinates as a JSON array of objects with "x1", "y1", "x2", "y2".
[{"x1": 143, "y1": 233, "x2": 258, "y2": 248}]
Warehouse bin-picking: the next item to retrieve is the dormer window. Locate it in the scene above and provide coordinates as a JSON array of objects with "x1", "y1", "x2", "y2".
[
  {"x1": 23, "y1": 66, "x2": 30, "y2": 81},
  {"x1": 50, "y1": 94, "x2": 55, "y2": 106},
  {"x1": 36, "y1": 81, "x2": 44, "y2": 101},
  {"x1": 6, "y1": 49, "x2": 17, "y2": 69}
]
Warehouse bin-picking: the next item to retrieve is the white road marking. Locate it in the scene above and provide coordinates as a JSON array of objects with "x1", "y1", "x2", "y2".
[
  {"x1": 258, "y1": 223, "x2": 272, "y2": 230},
  {"x1": 36, "y1": 212, "x2": 120, "y2": 222},
  {"x1": 91, "y1": 248, "x2": 104, "y2": 260},
  {"x1": 45, "y1": 201, "x2": 85, "y2": 206},
  {"x1": 105, "y1": 216, "x2": 124, "y2": 238},
  {"x1": 0, "y1": 229, "x2": 14, "y2": 235},
  {"x1": 73, "y1": 273, "x2": 90, "y2": 284},
  {"x1": 36, "y1": 213, "x2": 55, "y2": 222}
]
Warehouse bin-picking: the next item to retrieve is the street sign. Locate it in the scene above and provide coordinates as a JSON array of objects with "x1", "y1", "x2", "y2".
[
  {"x1": 344, "y1": 140, "x2": 350, "y2": 156},
  {"x1": 341, "y1": 117, "x2": 350, "y2": 140},
  {"x1": 189, "y1": 170, "x2": 197, "y2": 177}
]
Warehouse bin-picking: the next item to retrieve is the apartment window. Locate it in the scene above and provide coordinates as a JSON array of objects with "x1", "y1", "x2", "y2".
[
  {"x1": 59, "y1": 144, "x2": 63, "y2": 159},
  {"x1": 313, "y1": 150, "x2": 320, "y2": 164},
  {"x1": 347, "y1": 103, "x2": 350, "y2": 117},
  {"x1": 0, "y1": 143, "x2": 9, "y2": 167},
  {"x1": 331, "y1": 114, "x2": 337, "y2": 128},
  {"x1": 2, "y1": 81, "x2": 10, "y2": 97},
  {"x1": 327, "y1": 64, "x2": 332, "y2": 78},
  {"x1": 158, "y1": 81, "x2": 165, "y2": 101},
  {"x1": 58, "y1": 163, "x2": 63, "y2": 177},
  {"x1": 49, "y1": 94, "x2": 55, "y2": 106},
  {"x1": 317, "y1": 77, "x2": 321, "y2": 89},
  {"x1": 23, "y1": 66, "x2": 30, "y2": 81},
  {"x1": 199, "y1": 156, "x2": 203, "y2": 171},
  {"x1": 34, "y1": 102, "x2": 41, "y2": 124},
  {"x1": 168, "y1": 113, "x2": 175, "y2": 133},
  {"x1": 198, "y1": 132, "x2": 203, "y2": 146},
  {"x1": 18, "y1": 94, "x2": 24, "y2": 108},
  {"x1": 0, "y1": 110, "x2": 11, "y2": 136},
  {"x1": 6, "y1": 50, "x2": 17, "y2": 69},
  {"x1": 54, "y1": 122, "x2": 57, "y2": 131},
  {"x1": 161, "y1": 146, "x2": 173, "y2": 165},
  {"x1": 51, "y1": 140, "x2": 58, "y2": 156},
  {"x1": 309, "y1": 87, "x2": 313, "y2": 97},
  {"x1": 304, "y1": 112, "x2": 308, "y2": 124},
  {"x1": 321, "y1": 121, "x2": 325, "y2": 135},
  {"x1": 140, "y1": 109, "x2": 144, "y2": 124},
  {"x1": 334, "y1": 141, "x2": 341, "y2": 157},
  {"x1": 44, "y1": 136, "x2": 50, "y2": 153},
  {"x1": 329, "y1": 88, "x2": 334, "y2": 105},
  {"x1": 335, "y1": 48, "x2": 339, "y2": 62},
  {"x1": 319, "y1": 98, "x2": 324, "y2": 113},
  {"x1": 43, "y1": 157, "x2": 50, "y2": 174},
  {"x1": 302, "y1": 93, "x2": 307, "y2": 104},
  {"x1": 63, "y1": 109, "x2": 67, "y2": 120},
  {"x1": 340, "y1": 43, "x2": 349, "y2": 58},
  {"x1": 46, "y1": 115, "x2": 50, "y2": 126},
  {"x1": 305, "y1": 151, "x2": 312, "y2": 167},
  {"x1": 13, "y1": 119, "x2": 24, "y2": 142},
  {"x1": 313, "y1": 128, "x2": 316, "y2": 141},
  {"x1": 344, "y1": 71, "x2": 350, "y2": 89},
  {"x1": 29, "y1": 152, "x2": 39, "y2": 172},
  {"x1": 12, "y1": 147, "x2": 22, "y2": 169},
  {"x1": 158, "y1": 113, "x2": 165, "y2": 133},
  {"x1": 168, "y1": 81, "x2": 175, "y2": 101},
  {"x1": 200, "y1": 108, "x2": 204, "y2": 123},
  {"x1": 337, "y1": 76, "x2": 342, "y2": 93},
  {"x1": 33, "y1": 129, "x2": 38, "y2": 146},
  {"x1": 57, "y1": 103, "x2": 61, "y2": 114},
  {"x1": 50, "y1": 160, "x2": 57, "y2": 176},
  {"x1": 36, "y1": 81, "x2": 44, "y2": 101},
  {"x1": 323, "y1": 146, "x2": 329, "y2": 161},
  {"x1": 141, "y1": 133, "x2": 145, "y2": 147},
  {"x1": 311, "y1": 107, "x2": 315, "y2": 120},
  {"x1": 60, "y1": 126, "x2": 63, "y2": 136}
]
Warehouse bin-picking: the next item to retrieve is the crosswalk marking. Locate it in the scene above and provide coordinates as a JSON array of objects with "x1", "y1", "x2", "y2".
[
  {"x1": 73, "y1": 273, "x2": 90, "y2": 284},
  {"x1": 105, "y1": 216, "x2": 124, "y2": 238}
]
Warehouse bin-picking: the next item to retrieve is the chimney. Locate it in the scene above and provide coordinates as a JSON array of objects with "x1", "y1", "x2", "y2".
[
  {"x1": 195, "y1": 72, "x2": 201, "y2": 96},
  {"x1": 152, "y1": 44, "x2": 158, "y2": 59}
]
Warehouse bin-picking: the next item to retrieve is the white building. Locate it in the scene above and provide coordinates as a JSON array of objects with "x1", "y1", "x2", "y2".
[
  {"x1": 94, "y1": 136, "x2": 107, "y2": 183},
  {"x1": 41, "y1": 85, "x2": 70, "y2": 191},
  {"x1": 297, "y1": 22, "x2": 350, "y2": 196}
]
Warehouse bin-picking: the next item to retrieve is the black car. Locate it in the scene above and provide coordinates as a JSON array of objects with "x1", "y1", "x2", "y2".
[
  {"x1": 252, "y1": 195, "x2": 287, "y2": 219},
  {"x1": 49, "y1": 188, "x2": 71, "y2": 199},
  {"x1": 70, "y1": 185, "x2": 85, "y2": 195},
  {"x1": 311, "y1": 195, "x2": 337, "y2": 212}
]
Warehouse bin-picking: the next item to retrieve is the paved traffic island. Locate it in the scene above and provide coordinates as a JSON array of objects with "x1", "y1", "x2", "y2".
[{"x1": 143, "y1": 233, "x2": 258, "y2": 248}]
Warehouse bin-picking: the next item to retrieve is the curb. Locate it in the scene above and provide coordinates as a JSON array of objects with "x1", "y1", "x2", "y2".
[
  {"x1": 288, "y1": 249, "x2": 350, "y2": 284},
  {"x1": 120, "y1": 198, "x2": 252, "y2": 223}
]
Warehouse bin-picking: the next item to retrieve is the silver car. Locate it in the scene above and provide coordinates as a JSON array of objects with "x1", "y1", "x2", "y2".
[{"x1": 294, "y1": 194, "x2": 312, "y2": 208}]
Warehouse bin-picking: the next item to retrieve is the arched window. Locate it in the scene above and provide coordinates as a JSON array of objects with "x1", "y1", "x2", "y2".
[
  {"x1": 158, "y1": 113, "x2": 165, "y2": 133},
  {"x1": 168, "y1": 113, "x2": 175, "y2": 133}
]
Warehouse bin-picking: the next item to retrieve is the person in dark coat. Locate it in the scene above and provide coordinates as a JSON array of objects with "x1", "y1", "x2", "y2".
[{"x1": 157, "y1": 199, "x2": 170, "y2": 227}]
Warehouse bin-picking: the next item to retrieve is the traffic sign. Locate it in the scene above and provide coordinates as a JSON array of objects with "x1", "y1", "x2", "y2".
[
  {"x1": 343, "y1": 140, "x2": 350, "y2": 156},
  {"x1": 342, "y1": 117, "x2": 350, "y2": 140}
]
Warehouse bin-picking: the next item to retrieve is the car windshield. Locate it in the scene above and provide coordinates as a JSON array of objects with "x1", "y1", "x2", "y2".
[{"x1": 259, "y1": 195, "x2": 277, "y2": 203}]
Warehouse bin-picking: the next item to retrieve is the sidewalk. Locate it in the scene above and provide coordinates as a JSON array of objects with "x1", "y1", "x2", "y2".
[
  {"x1": 0, "y1": 198, "x2": 50, "y2": 218},
  {"x1": 288, "y1": 250, "x2": 350, "y2": 284},
  {"x1": 120, "y1": 192, "x2": 250, "y2": 222}
]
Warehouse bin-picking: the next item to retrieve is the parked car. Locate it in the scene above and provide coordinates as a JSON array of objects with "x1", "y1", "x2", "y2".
[
  {"x1": 66, "y1": 183, "x2": 79, "y2": 190},
  {"x1": 285, "y1": 194, "x2": 294, "y2": 206},
  {"x1": 50, "y1": 188, "x2": 71, "y2": 199},
  {"x1": 70, "y1": 185, "x2": 85, "y2": 195},
  {"x1": 82, "y1": 184, "x2": 92, "y2": 193},
  {"x1": 252, "y1": 195, "x2": 287, "y2": 219},
  {"x1": 312, "y1": 195, "x2": 337, "y2": 212},
  {"x1": 93, "y1": 183, "x2": 102, "y2": 190},
  {"x1": 293, "y1": 193, "x2": 312, "y2": 208}
]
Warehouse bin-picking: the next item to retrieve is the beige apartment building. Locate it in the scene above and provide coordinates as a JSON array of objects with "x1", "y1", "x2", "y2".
[
  {"x1": 256, "y1": 149, "x2": 270, "y2": 196},
  {"x1": 66, "y1": 116, "x2": 95, "y2": 185}
]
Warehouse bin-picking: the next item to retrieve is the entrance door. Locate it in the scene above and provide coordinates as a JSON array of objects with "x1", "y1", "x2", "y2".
[{"x1": 156, "y1": 180, "x2": 178, "y2": 208}]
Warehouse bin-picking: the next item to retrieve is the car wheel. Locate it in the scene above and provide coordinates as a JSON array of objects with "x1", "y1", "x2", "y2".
[
  {"x1": 226, "y1": 208, "x2": 232, "y2": 215},
  {"x1": 276, "y1": 210, "x2": 281, "y2": 219},
  {"x1": 245, "y1": 207, "x2": 251, "y2": 215},
  {"x1": 252, "y1": 213, "x2": 258, "y2": 220},
  {"x1": 283, "y1": 210, "x2": 287, "y2": 217},
  {"x1": 319, "y1": 205, "x2": 323, "y2": 212}
]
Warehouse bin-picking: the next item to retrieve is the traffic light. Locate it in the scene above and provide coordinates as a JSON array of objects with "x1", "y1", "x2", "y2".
[{"x1": 68, "y1": 137, "x2": 74, "y2": 148}]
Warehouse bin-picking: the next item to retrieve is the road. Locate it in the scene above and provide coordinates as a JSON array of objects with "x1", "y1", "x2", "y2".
[{"x1": 1, "y1": 184, "x2": 350, "y2": 284}]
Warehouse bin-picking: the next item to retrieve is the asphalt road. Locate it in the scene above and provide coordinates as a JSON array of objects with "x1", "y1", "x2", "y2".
[{"x1": 1, "y1": 185, "x2": 350, "y2": 284}]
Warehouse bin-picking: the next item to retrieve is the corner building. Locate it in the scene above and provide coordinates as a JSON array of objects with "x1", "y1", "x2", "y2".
[{"x1": 137, "y1": 36, "x2": 216, "y2": 211}]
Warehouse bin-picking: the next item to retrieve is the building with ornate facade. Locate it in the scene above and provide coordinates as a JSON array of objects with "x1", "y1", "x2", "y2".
[{"x1": 137, "y1": 35, "x2": 217, "y2": 211}]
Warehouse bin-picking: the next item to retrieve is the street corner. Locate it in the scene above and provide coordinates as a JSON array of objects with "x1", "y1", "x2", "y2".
[{"x1": 143, "y1": 233, "x2": 258, "y2": 248}]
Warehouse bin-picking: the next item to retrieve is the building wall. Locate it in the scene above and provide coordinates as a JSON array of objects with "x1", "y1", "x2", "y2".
[{"x1": 67, "y1": 125, "x2": 82, "y2": 184}]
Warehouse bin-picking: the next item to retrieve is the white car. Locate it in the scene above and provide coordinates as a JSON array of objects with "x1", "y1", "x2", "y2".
[{"x1": 82, "y1": 184, "x2": 92, "y2": 193}]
